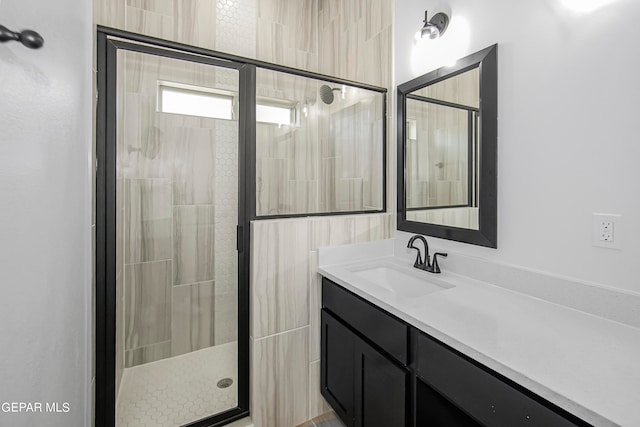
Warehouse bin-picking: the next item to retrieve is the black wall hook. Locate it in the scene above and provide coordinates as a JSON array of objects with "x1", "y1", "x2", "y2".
[{"x1": 0, "y1": 25, "x2": 44, "y2": 49}]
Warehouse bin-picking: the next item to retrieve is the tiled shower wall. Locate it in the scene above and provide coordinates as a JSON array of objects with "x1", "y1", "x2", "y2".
[
  {"x1": 95, "y1": 1, "x2": 394, "y2": 426},
  {"x1": 255, "y1": 68, "x2": 385, "y2": 216},
  {"x1": 115, "y1": 51, "x2": 240, "y2": 377}
]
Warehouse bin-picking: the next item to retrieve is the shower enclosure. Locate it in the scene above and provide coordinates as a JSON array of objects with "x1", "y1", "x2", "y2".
[
  {"x1": 96, "y1": 27, "x2": 386, "y2": 427},
  {"x1": 96, "y1": 33, "x2": 251, "y2": 427}
]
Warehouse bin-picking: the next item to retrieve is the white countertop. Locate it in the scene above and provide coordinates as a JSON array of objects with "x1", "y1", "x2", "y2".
[{"x1": 318, "y1": 242, "x2": 640, "y2": 427}]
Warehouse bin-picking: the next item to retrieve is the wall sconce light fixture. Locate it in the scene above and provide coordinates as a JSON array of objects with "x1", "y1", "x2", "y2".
[{"x1": 420, "y1": 10, "x2": 449, "y2": 39}]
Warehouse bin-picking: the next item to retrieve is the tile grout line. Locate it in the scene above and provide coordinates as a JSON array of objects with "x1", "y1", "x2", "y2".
[{"x1": 253, "y1": 324, "x2": 310, "y2": 342}]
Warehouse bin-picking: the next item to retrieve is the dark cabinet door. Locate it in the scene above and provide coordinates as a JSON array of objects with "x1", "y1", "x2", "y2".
[
  {"x1": 321, "y1": 309, "x2": 356, "y2": 427},
  {"x1": 354, "y1": 336, "x2": 407, "y2": 427},
  {"x1": 321, "y1": 309, "x2": 407, "y2": 427}
]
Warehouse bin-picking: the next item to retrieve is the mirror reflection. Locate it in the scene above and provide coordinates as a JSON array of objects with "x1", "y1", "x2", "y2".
[
  {"x1": 397, "y1": 44, "x2": 497, "y2": 248},
  {"x1": 405, "y1": 68, "x2": 480, "y2": 230}
]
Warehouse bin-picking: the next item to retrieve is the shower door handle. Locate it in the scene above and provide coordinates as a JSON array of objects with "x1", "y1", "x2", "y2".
[{"x1": 236, "y1": 225, "x2": 244, "y2": 253}]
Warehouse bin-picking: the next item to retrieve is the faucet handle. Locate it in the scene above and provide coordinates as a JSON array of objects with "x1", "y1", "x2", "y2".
[
  {"x1": 431, "y1": 252, "x2": 448, "y2": 274},
  {"x1": 408, "y1": 246, "x2": 424, "y2": 268}
]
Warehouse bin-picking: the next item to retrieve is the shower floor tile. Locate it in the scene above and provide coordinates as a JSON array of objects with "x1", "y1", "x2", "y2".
[{"x1": 116, "y1": 341, "x2": 238, "y2": 427}]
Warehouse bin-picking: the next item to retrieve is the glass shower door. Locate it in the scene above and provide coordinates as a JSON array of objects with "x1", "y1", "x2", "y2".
[{"x1": 113, "y1": 48, "x2": 240, "y2": 427}]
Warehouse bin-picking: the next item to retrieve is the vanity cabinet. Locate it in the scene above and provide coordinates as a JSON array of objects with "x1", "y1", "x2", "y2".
[
  {"x1": 321, "y1": 278, "x2": 408, "y2": 427},
  {"x1": 320, "y1": 277, "x2": 591, "y2": 427}
]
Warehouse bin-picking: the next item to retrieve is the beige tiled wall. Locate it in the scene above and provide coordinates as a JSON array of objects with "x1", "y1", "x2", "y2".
[
  {"x1": 94, "y1": 0, "x2": 392, "y2": 86},
  {"x1": 95, "y1": 1, "x2": 394, "y2": 426},
  {"x1": 95, "y1": 0, "x2": 256, "y2": 58},
  {"x1": 408, "y1": 207, "x2": 480, "y2": 230},
  {"x1": 318, "y1": 0, "x2": 393, "y2": 87},
  {"x1": 256, "y1": 0, "x2": 318, "y2": 71},
  {"x1": 250, "y1": 213, "x2": 393, "y2": 426}
]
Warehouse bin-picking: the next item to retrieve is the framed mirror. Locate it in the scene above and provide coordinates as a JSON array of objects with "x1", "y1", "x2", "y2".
[{"x1": 397, "y1": 44, "x2": 497, "y2": 248}]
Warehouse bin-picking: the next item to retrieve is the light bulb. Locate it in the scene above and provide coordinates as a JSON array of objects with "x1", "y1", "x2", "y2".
[{"x1": 421, "y1": 25, "x2": 440, "y2": 39}]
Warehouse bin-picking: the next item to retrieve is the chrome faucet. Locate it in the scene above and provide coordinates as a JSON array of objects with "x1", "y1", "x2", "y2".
[{"x1": 407, "y1": 235, "x2": 448, "y2": 274}]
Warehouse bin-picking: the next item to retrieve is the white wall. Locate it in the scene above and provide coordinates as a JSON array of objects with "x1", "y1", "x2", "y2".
[
  {"x1": 0, "y1": 0, "x2": 92, "y2": 425},
  {"x1": 395, "y1": 0, "x2": 640, "y2": 293}
]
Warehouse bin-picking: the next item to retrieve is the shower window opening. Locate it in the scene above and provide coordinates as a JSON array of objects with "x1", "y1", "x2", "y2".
[
  {"x1": 256, "y1": 97, "x2": 297, "y2": 127},
  {"x1": 158, "y1": 81, "x2": 236, "y2": 120}
]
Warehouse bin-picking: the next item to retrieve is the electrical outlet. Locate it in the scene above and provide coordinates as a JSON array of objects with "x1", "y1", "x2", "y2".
[
  {"x1": 592, "y1": 213, "x2": 621, "y2": 249},
  {"x1": 599, "y1": 220, "x2": 613, "y2": 241}
]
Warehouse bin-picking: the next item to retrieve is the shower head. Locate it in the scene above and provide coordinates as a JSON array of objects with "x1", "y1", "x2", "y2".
[{"x1": 319, "y1": 84, "x2": 341, "y2": 105}]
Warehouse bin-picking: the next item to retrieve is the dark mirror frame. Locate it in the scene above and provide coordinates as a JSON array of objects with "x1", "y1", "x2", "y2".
[{"x1": 397, "y1": 44, "x2": 497, "y2": 248}]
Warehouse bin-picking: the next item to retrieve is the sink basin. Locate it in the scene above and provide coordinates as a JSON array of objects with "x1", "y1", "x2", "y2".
[{"x1": 347, "y1": 262, "x2": 454, "y2": 298}]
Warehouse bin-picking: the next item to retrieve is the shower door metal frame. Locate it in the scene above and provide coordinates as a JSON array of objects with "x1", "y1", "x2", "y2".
[{"x1": 95, "y1": 29, "x2": 253, "y2": 427}]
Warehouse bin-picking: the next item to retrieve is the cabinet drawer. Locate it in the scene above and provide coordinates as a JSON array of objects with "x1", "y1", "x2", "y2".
[
  {"x1": 322, "y1": 277, "x2": 408, "y2": 365},
  {"x1": 416, "y1": 332, "x2": 588, "y2": 427}
]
